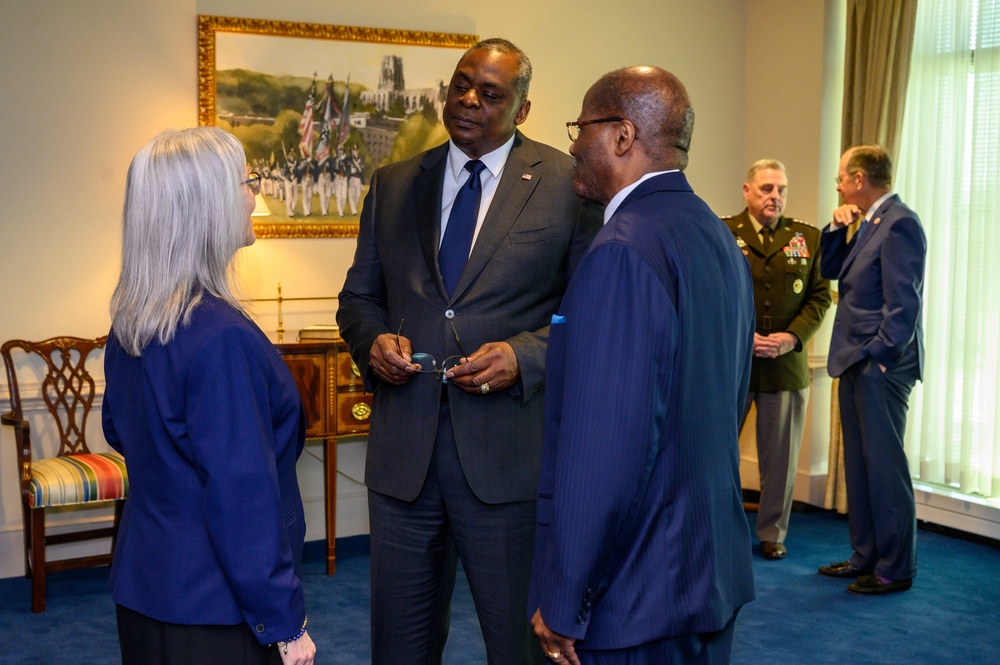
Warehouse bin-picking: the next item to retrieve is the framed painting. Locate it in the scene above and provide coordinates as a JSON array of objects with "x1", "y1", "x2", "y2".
[{"x1": 197, "y1": 15, "x2": 477, "y2": 238}]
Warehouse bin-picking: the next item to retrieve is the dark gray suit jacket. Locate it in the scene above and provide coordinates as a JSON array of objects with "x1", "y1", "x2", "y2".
[{"x1": 337, "y1": 131, "x2": 602, "y2": 504}]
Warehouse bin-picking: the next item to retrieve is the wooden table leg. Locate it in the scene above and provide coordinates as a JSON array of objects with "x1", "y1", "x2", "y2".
[{"x1": 324, "y1": 437, "x2": 337, "y2": 575}]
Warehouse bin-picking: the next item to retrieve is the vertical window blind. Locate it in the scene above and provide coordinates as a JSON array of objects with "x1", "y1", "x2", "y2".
[{"x1": 896, "y1": 0, "x2": 1000, "y2": 499}]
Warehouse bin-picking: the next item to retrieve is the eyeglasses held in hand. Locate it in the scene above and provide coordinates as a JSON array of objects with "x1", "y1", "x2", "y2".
[
  {"x1": 396, "y1": 319, "x2": 470, "y2": 381},
  {"x1": 242, "y1": 172, "x2": 262, "y2": 195},
  {"x1": 566, "y1": 117, "x2": 623, "y2": 142}
]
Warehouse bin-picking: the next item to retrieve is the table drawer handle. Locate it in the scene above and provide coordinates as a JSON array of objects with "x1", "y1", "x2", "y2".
[{"x1": 351, "y1": 402, "x2": 371, "y2": 421}]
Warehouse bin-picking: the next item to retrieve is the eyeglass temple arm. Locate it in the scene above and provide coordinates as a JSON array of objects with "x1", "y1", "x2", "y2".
[
  {"x1": 451, "y1": 321, "x2": 470, "y2": 360},
  {"x1": 395, "y1": 318, "x2": 469, "y2": 361},
  {"x1": 394, "y1": 319, "x2": 405, "y2": 356}
]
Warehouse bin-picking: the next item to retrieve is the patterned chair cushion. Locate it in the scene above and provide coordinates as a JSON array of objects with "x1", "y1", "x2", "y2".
[{"x1": 28, "y1": 452, "x2": 129, "y2": 508}]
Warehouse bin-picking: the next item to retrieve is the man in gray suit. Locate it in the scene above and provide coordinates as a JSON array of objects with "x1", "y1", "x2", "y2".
[{"x1": 337, "y1": 38, "x2": 601, "y2": 664}]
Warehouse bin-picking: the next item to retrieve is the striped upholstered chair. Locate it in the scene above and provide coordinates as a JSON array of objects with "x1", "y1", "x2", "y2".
[{"x1": 1, "y1": 336, "x2": 128, "y2": 613}]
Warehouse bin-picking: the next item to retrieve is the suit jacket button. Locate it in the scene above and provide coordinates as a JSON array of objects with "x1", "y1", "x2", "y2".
[
  {"x1": 255, "y1": 623, "x2": 265, "y2": 633},
  {"x1": 577, "y1": 616, "x2": 586, "y2": 625},
  {"x1": 444, "y1": 309, "x2": 455, "y2": 319}
]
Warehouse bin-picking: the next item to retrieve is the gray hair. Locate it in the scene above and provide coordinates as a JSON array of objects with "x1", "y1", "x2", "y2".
[
  {"x1": 846, "y1": 144, "x2": 892, "y2": 189},
  {"x1": 110, "y1": 127, "x2": 251, "y2": 356},
  {"x1": 746, "y1": 159, "x2": 786, "y2": 182},
  {"x1": 464, "y1": 38, "x2": 532, "y2": 102}
]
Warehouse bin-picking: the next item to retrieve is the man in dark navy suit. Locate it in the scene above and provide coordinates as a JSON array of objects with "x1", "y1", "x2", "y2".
[
  {"x1": 818, "y1": 144, "x2": 926, "y2": 595},
  {"x1": 528, "y1": 65, "x2": 755, "y2": 665}
]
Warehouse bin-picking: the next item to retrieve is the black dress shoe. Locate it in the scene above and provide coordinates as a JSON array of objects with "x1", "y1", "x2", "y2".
[
  {"x1": 847, "y1": 574, "x2": 912, "y2": 595},
  {"x1": 761, "y1": 542, "x2": 787, "y2": 559},
  {"x1": 818, "y1": 560, "x2": 869, "y2": 578}
]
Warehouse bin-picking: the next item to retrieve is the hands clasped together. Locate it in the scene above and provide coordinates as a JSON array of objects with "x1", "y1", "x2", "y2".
[
  {"x1": 753, "y1": 332, "x2": 797, "y2": 359},
  {"x1": 368, "y1": 332, "x2": 520, "y2": 395}
]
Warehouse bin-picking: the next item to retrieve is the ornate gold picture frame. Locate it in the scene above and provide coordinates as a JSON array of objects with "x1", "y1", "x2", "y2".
[{"x1": 197, "y1": 15, "x2": 477, "y2": 239}]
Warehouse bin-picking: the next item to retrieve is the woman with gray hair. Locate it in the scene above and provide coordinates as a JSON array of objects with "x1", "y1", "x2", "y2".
[{"x1": 103, "y1": 126, "x2": 316, "y2": 665}]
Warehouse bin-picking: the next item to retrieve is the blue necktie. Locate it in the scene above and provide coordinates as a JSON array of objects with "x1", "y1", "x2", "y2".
[
  {"x1": 439, "y1": 160, "x2": 486, "y2": 296},
  {"x1": 855, "y1": 218, "x2": 870, "y2": 242}
]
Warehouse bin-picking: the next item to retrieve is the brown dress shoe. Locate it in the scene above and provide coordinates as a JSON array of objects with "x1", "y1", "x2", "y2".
[
  {"x1": 761, "y1": 542, "x2": 787, "y2": 559},
  {"x1": 847, "y1": 574, "x2": 913, "y2": 595},
  {"x1": 818, "y1": 560, "x2": 869, "y2": 578}
]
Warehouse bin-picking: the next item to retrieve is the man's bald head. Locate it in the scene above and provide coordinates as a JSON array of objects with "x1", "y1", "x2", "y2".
[{"x1": 585, "y1": 66, "x2": 694, "y2": 171}]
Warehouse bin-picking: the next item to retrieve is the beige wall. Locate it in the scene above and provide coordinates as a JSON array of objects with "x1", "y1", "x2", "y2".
[
  {"x1": 743, "y1": 0, "x2": 845, "y2": 225},
  {"x1": 0, "y1": 0, "x2": 843, "y2": 578},
  {"x1": 737, "y1": 0, "x2": 845, "y2": 504}
]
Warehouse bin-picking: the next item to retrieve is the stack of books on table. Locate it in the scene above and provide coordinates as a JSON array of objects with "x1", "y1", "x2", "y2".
[{"x1": 297, "y1": 324, "x2": 340, "y2": 341}]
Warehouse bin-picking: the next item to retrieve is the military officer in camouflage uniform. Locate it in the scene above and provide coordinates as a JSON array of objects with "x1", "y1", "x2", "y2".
[{"x1": 723, "y1": 159, "x2": 831, "y2": 560}]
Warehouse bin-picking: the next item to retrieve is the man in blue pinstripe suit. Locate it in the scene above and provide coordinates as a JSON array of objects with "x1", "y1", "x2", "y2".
[{"x1": 528, "y1": 66, "x2": 755, "y2": 664}]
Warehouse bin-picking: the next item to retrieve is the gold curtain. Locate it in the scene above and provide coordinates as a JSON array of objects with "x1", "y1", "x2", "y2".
[
  {"x1": 825, "y1": 0, "x2": 918, "y2": 513},
  {"x1": 840, "y1": 0, "x2": 919, "y2": 158}
]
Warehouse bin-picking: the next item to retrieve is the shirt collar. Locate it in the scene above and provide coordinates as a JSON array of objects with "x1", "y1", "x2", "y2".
[
  {"x1": 447, "y1": 134, "x2": 516, "y2": 184},
  {"x1": 604, "y1": 169, "x2": 679, "y2": 224},
  {"x1": 748, "y1": 212, "x2": 779, "y2": 235},
  {"x1": 865, "y1": 191, "x2": 894, "y2": 221}
]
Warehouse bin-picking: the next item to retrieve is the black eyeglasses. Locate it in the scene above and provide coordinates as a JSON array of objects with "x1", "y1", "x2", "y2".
[
  {"x1": 566, "y1": 117, "x2": 624, "y2": 142},
  {"x1": 396, "y1": 319, "x2": 470, "y2": 381},
  {"x1": 242, "y1": 172, "x2": 262, "y2": 195}
]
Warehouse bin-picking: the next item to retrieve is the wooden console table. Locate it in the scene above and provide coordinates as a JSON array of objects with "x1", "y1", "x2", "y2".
[{"x1": 274, "y1": 338, "x2": 371, "y2": 575}]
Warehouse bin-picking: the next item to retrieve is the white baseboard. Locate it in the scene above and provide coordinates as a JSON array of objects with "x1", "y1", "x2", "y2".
[
  {"x1": 741, "y1": 455, "x2": 1000, "y2": 542},
  {"x1": 739, "y1": 458, "x2": 830, "y2": 508},
  {"x1": 914, "y1": 482, "x2": 1000, "y2": 541},
  {"x1": 0, "y1": 511, "x2": 116, "y2": 579},
  {"x1": 0, "y1": 488, "x2": 372, "y2": 581}
]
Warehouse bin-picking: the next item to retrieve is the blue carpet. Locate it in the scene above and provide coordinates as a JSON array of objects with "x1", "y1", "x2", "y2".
[
  {"x1": 1, "y1": 509, "x2": 998, "y2": 663},
  {"x1": 733, "y1": 508, "x2": 1000, "y2": 664}
]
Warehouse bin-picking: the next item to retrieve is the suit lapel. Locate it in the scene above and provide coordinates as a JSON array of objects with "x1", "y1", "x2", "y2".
[
  {"x1": 416, "y1": 145, "x2": 449, "y2": 299},
  {"x1": 450, "y1": 132, "x2": 541, "y2": 300}
]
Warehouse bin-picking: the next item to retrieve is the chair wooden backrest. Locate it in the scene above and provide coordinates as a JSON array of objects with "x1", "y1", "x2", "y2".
[
  {"x1": 2, "y1": 336, "x2": 107, "y2": 476},
  {"x1": 0, "y1": 335, "x2": 108, "y2": 446}
]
